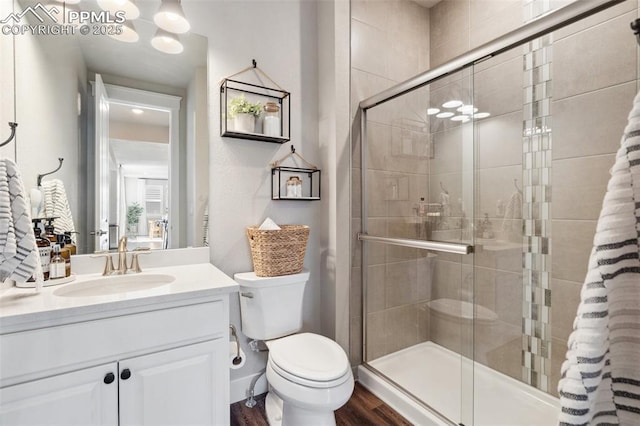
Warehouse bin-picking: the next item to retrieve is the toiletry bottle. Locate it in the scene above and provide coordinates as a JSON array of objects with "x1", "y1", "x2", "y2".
[
  {"x1": 63, "y1": 232, "x2": 77, "y2": 256},
  {"x1": 29, "y1": 220, "x2": 51, "y2": 281},
  {"x1": 57, "y1": 235, "x2": 71, "y2": 277},
  {"x1": 481, "y1": 213, "x2": 493, "y2": 239},
  {"x1": 44, "y1": 218, "x2": 57, "y2": 243},
  {"x1": 50, "y1": 244, "x2": 66, "y2": 280}
]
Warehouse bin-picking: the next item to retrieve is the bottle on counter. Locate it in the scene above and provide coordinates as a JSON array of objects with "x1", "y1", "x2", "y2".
[
  {"x1": 56, "y1": 235, "x2": 72, "y2": 277},
  {"x1": 50, "y1": 244, "x2": 66, "y2": 280},
  {"x1": 29, "y1": 220, "x2": 51, "y2": 281},
  {"x1": 44, "y1": 218, "x2": 57, "y2": 244},
  {"x1": 63, "y1": 232, "x2": 77, "y2": 256}
]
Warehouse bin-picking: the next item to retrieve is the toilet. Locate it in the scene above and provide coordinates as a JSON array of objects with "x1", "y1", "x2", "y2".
[{"x1": 234, "y1": 270, "x2": 354, "y2": 426}]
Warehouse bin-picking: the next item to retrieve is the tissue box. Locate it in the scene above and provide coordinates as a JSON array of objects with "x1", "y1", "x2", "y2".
[{"x1": 246, "y1": 225, "x2": 310, "y2": 277}]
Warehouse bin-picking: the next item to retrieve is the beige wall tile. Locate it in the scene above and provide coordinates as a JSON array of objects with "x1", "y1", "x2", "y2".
[
  {"x1": 351, "y1": 0, "x2": 391, "y2": 32},
  {"x1": 554, "y1": 0, "x2": 638, "y2": 41},
  {"x1": 418, "y1": 302, "x2": 430, "y2": 342},
  {"x1": 474, "y1": 266, "x2": 497, "y2": 312},
  {"x1": 386, "y1": 305, "x2": 419, "y2": 353},
  {"x1": 367, "y1": 264, "x2": 386, "y2": 313},
  {"x1": 351, "y1": 266, "x2": 363, "y2": 316},
  {"x1": 470, "y1": 2, "x2": 522, "y2": 48},
  {"x1": 350, "y1": 315, "x2": 363, "y2": 366},
  {"x1": 483, "y1": 324, "x2": 522, "y2": 382},
  {"x1": 366, "y1": 218, "x2": 387, "y2": 265},
  {"x1": 475, "y1": 246, "x2": 522, "y2": 273},
  {"x1": 386, "y1": 260, "x2": 418, "y2": 308},
  {"x1": 430, "y1": 35, "x2": 470, "y2": 68},
  {"x1": 367, "y1": 121, "x2": 391, "y2": 171},
  {"x1": 367, "y1": 169, "x2": 389, "y2": 217},
  {"x1": 366, "y1": 310, "x2": 388, "y2": 360},
  {"x1": 352, "y1": 167, "x2": 362, "y2": 219},
  {"x1": 417, "y1": 253, "x2": 437, "y2": 301},
  {"x1": 470, "y1": 0, "x2": 521, "y2": 28},
  {"x1": 494, "y1": 269, "x2": 523, "y2": 327},
  {"x1": 551, "y1": 278, "x2": 582, "y2": 342},
  {"x1": 551, "y1": 220, "x2": 596, "y2": 283},
  {"x1": 552, "y1": 154, "x2": 615, "y2": 220},
  {"x1": 430, "y1": 126, "x2": 464, "y2": 175},
  {"x1": 477, "y1": 111, "x2": 522, "y2": 170},
  {"x1": 433, "y1": 259, "x2": 464, "y2": 300},
  {"x1": 474, "y1": 56, "x2": 522, "y2": 118},
  {"x1": 553, "y1": 82, "x2": 635, "y2": 160},
  {"x1": 352, "y1": 19, "x2": 389, "y2": 77},
  {"x1": 478, "y1": 165, "x2": 522, "y2": 224},
  {"x1": 554, "y1": 12, "x2": 637, "y2": 100}
]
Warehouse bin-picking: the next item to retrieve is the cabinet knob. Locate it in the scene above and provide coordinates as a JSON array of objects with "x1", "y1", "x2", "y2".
[
  {"x1": 120, "y1": 368, "x2": 131, "y2": 380},
  {"x1": 104, "y1": 372, "x2": 115, "y2": 384}
]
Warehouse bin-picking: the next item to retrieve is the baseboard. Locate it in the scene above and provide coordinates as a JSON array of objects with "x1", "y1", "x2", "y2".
[{"x1": 231, "y1": 371, "x2": 269, "y2": 404}]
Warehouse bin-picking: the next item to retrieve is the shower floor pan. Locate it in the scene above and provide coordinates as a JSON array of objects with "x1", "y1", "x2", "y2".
[{"x1": 363, "y1": 341, "x2": 559, "y2": 425}]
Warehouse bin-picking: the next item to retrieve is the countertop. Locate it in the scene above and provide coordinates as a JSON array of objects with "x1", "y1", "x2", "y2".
[{"x1": 0, "y1": 262, "x2": 238, "y2": 334}]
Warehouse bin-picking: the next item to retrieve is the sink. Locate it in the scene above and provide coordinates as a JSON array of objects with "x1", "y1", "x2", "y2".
[{"x1": 53, "y1": 274, "x2": 175, "y2": 297}]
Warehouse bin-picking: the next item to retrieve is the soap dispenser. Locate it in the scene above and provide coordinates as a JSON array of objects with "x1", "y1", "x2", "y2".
[{"x1": 44, "y1": 218, "x2": 57, "y2": 243}]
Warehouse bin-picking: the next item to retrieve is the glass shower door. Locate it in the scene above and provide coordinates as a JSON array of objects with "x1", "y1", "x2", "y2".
[{"x1": 359, "y1": 67, "x2": 476, "y2": 425}]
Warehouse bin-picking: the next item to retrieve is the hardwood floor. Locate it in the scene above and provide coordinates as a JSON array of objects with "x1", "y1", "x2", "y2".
[{"x1": 230, "y1": 382, "x2": 411, "y2": 426}]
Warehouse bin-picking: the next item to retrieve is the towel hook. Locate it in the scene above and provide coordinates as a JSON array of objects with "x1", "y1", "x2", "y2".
[
  {"x1": 514, "y1": 178, "x2": 522, "y2": 194},
  {"x1": 37, "y1": 158, "x2": 64, "y2": 187},
  {"x1": 631, "y1": 19, "x2": 640, "y2": 46},
  {"x1": 0, "y1": 122, "x2": 18, "y2": 148}
]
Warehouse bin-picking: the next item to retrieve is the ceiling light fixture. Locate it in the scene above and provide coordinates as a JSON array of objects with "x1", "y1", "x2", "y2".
[
  {"x1": 108, "y1": 19, "x2": 139, "y2": 43},
  {"x1": 436, "y1": 112, "x2": 454, "y2": 118},
  {"x1": 132, "y1": 108, "x2": 144, "y2": 115},
  {"x1": 457, "y1": 105, "x2": 478, "y2": 114},
  {"x1": 151, "y1": 28, "x2": 184, "y2": 54},
  {"x1": 474, "y1": 112, "x2": 491, "y2": 119},
  {"x1": 451, "y1": 115, "x2": 470, "y2": 122},
  {"x1": 97, "y1": 0, "x2": 140, "y2": 20},
  {"x1": 442, "y1": 100, "x2": 463, "y2": 109},
  {"x1": 427, "y1": 108, "x2": 440, "y2": 115},
  {"x1": 154, "y1": 0, "x2": 191, "y2": 34}
]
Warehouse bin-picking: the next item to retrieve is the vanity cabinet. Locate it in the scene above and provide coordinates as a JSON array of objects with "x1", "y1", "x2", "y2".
[{"x1": 0, "y1": 297, "x2": 230, "y2": 426}]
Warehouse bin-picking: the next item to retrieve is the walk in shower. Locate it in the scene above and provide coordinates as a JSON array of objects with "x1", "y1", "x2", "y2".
[{"x1": 351, "y1": 0, "x2": 637, "y2": 424}]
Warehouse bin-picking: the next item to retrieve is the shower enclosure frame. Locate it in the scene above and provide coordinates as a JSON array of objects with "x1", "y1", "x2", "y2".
[{"x1": 356, "y1": 0, "x2": 627, "y2": 423}]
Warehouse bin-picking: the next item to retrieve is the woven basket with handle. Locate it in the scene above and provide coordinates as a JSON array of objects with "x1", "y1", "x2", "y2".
[{"x1": 246, "y1": 225, "x2": 310, "y2": 277}]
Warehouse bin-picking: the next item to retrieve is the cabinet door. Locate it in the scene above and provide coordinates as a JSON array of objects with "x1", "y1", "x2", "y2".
[
  {"x1": 0, "y1": 362, "x2": 118, "y2": 426},
  {"x1": 119, "y1": 339, "x2": 227, "y2": 426}
]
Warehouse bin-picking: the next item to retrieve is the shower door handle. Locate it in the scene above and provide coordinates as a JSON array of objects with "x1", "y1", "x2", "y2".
[{"x1": 358, "y1": 233, "x2": 474, "y2": 255}]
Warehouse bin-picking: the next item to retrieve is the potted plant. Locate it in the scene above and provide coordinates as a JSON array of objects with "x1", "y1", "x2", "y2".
[
  {"x1": 126, "y1": 202, "x2": 144, "y2": 236},
  {"x1": 228, "y1": 95, "x2": 262, "y2": 133}
]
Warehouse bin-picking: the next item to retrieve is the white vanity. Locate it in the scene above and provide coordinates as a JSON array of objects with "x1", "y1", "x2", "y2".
[{"x1": 0, "y1": 248, "x2": 238, "y2": 425}]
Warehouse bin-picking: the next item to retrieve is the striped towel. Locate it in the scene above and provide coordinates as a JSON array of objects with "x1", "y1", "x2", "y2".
[
  {"x1": 202, "y1": 204, "x2": 209, "y2": 247},
  {"x1": 558, "y1": 91, "x2": 640, "y2": 425},
  {"x1": 0, "y1": 159, "x2": 43, "y2": 288},
  {"x1": 41, "y1": 179, "x2": 76, "y2": 242}
]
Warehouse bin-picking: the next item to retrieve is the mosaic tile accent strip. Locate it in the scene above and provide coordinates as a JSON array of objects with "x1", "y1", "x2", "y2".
[{"x1": 521, "y1": 0, "x2": 553, "y2": 393}]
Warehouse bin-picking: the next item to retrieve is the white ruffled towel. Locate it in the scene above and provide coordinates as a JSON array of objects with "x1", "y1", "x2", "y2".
[
  {"x1": 558, "y1": 91, "x2": 640, "y2": 425},
  {"x1": 501, "y1": 190, "x2": 522, "y2": 235},
  {"x1": 0, "y1": 159, "x2": 44, "y2": 290},
  {"x1": 41, "y1": 178, "x2": 76, "y2": 243}
]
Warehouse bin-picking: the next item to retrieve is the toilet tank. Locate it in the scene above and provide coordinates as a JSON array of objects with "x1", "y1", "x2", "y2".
[{"x1": 234, "y1": 270, "x2": 310, "y2": 340}]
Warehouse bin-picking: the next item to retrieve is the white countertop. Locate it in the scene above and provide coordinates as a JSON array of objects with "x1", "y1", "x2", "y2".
[{"x1": 0, "y1": 262, "x2": 238, "y2": 334}]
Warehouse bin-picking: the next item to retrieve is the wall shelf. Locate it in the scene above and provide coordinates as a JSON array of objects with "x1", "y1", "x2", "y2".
[
  {"x1": 220, "y1": 78, "x2": 290, "y2": 144},
  {"x1": 271, "y1": 166, "x2": 321, "y2": 201}
]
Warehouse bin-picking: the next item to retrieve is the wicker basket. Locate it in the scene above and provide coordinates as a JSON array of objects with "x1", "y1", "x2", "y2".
[{"x1": 246, "y1": 225, "x2": 310, "y2": 277}]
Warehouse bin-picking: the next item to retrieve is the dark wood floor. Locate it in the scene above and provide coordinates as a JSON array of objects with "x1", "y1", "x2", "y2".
[{"x1": 230, "y1": 382, "x2": 411, "y2": 426}]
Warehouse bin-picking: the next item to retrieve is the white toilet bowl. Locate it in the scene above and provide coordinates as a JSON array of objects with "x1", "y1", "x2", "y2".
[
  {"x1": 264, "y1": 333, "x2": 354, "y2": 426},
  {"x1": 233, "y1": 271, "x2": 354, "y2": 425}
]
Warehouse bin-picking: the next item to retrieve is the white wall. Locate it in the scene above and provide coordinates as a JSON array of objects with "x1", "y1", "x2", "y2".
[
  {"x1": 186, "y1": 66, "x2": 209, "y2": 247},
  {"x1": 13, "y1": 21, "x2": 86, "y2": 245},
  {"x1": 186, "y1": 0, "x2": 322, "y2": 396},
  {"x1": 0, "y1": 1, "x2": 14, "y2": 161}
]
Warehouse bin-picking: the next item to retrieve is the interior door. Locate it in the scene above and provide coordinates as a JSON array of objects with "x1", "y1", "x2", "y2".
[{"x1": 94, "y1": 74, "x2": 110, "y2": 251}]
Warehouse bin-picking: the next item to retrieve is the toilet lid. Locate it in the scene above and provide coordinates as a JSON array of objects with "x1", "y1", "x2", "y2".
[{"x1": 268, "y1": 333, "x2": 350, "y2": 384}]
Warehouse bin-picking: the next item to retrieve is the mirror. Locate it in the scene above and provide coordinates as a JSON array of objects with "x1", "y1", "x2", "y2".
[{"x1": 10, "y1": 0, "x2": 209, "y2": 254}]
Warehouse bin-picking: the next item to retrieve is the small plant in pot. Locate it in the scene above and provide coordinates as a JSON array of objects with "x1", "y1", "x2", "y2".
[
  {"x1": 228, "y1": 95, "x2": 262, "y2": 133},
  {"x1": 126, "y1": 202, "x2": 144, "y2": 236}
]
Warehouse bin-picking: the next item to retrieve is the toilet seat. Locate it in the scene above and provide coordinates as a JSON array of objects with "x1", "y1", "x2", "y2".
[{"x1": 268, "y1": 333, "x2": 351, "y2": 389}]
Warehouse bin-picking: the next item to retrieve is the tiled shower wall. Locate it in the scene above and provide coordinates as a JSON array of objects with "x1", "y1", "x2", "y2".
[
  {"x1": 350, "y1": 0, "x2": 431, "y2": 365},
  {"x1": 351, "y1": 0, "x2": 640, "y2": 398}
]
